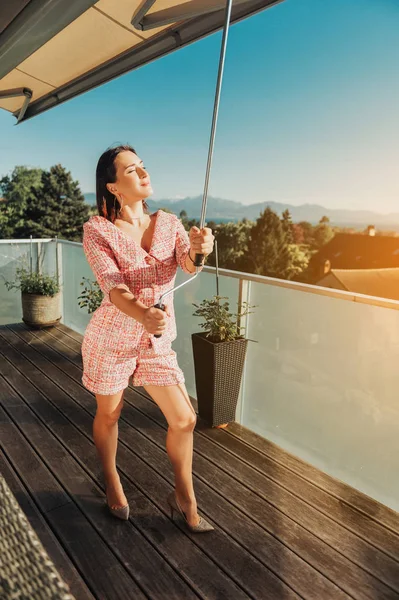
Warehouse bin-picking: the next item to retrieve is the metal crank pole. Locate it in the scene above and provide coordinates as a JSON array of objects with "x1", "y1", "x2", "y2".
[
  {"x1": 195, "y1": 0, "x2": 233, "y2": 265},
  {"x1": 154, "y1": 0, "x2": 233, "y2": 337}
]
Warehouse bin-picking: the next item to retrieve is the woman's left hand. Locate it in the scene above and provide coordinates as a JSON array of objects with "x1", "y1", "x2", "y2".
[{"x1": 189, "y1": 226, "x2": 214, "y2": 258}]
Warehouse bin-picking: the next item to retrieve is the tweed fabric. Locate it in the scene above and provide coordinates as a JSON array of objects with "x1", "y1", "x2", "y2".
[{"x1": 81, "y1": 210, "x2": 196, "y2": 394}]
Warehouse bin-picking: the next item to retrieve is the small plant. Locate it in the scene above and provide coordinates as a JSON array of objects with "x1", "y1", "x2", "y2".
[
  {"x1": 5, "y1": 267, "x2": 60, "y2": 296},
  {"x1": 192, "y1": 295, "x2": 255, "y2": 343},
  {"x1": 78, "y1": 277, "x2": 103, "y2": 314}
]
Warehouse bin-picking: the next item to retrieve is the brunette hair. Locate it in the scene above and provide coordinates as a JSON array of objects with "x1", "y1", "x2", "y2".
[{"x1": 96, "y1": 144, "x2": 148, "y2": 222}]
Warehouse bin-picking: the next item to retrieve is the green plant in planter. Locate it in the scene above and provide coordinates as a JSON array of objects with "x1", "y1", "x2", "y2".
[
  {"x1": 5, "y1": 267, "x2": 60, "y2": 296},
  {"x1": 4, "y1": 266, "x2": 61, "y2": 328},
  {"x1": 191, "y1": 295, "x2": 256, "y2": 428},
  {"x1": 192, "y1": 295, "x2": 255, "y2": 342},
  {"x1": 78, "y1": 277, "x2": 103, "y2": 314}
]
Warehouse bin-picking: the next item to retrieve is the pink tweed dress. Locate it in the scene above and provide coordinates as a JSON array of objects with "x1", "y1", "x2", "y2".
[{"x1": 81, "y1": 210, "x2": 196, "y2": 395}]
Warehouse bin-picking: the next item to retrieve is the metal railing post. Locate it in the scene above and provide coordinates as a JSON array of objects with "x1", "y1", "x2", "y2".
[
  {"x1": 235, "y1": 277, "x2": 251, "y2": 424},
  {"x1": 56, "y1": 238, "x2": 64, "y2": 323}
]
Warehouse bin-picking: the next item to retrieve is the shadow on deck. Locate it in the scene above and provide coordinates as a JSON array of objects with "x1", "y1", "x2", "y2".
[{"x1": 0, "y1": 323, "x2": 398, "y2": 599}]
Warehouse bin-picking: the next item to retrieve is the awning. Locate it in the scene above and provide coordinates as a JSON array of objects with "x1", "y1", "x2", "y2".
[{"x1": 0, "y1": 0, "x2": 282, "y2": 124}]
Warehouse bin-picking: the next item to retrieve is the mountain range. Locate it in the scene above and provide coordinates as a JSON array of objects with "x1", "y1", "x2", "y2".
[{"x1": 84, "y1": 193, "x2": 399, "y2": 227}]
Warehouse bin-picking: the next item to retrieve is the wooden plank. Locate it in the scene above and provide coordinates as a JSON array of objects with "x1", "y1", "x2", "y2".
[
  {"x1": 11, "y1": 327, "x2": 395, "y2": 599},
  {"x1": 0, "y1": 449, "x2": 95, "y2": 600},
  {"x1": 0, "y1": 398, "x2": 146, "y2": 600},
  {"x1": 0, "y1": 379, "x2": 72, "y2": 514},
  {"x1": 0, "y1": 330, "x2": 265, "y2": 600},
  {"x1": 225, "y1": 422, "x2": 399, "y2": 535},
  {"x1": 197, "y1": 424, "x2": 399, "y2": 556},
  {"x1": 45, "y1": 501, "x2": 144, "y2": 600}
]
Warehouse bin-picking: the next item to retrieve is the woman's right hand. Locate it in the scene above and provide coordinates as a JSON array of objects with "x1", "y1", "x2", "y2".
[{"x1": 142, "y1": 306, "x2": 167, "y2": 335}]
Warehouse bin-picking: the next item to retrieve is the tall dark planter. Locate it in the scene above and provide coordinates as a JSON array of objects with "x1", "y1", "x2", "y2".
[{"x1": 191, "y1": 332, "x2": 248, "y2": 427}]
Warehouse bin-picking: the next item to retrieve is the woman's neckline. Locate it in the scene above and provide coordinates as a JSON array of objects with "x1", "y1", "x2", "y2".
[{"x1": 93, "y1": 210, "x2": 161, "y2": 255}]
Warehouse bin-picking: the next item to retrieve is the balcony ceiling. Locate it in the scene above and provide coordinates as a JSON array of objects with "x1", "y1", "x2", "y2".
[{"x1": 0, "y1": 0, "x2": 283, "y2": 123}]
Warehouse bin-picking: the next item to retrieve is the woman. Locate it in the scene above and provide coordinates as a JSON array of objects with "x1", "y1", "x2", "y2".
[{"x1": 81, "y1": 145, "x2": 214, "y2": 532}]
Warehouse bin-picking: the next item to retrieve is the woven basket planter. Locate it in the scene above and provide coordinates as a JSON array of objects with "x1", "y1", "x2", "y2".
[
  {"x1": 191, "y1": 332, "x2": 248, "y2": 428},
  {"x1": 21, "y1": 292, "x2": 61, "y2": 329}
]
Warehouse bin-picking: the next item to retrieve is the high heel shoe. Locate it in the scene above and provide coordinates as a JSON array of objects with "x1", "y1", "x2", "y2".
[
  {"x1": 106, "y1": 501, "x2": 130, "y2": 521},
  {"x1": 105, "y1": 485, "x2": 130, "y2": 520},
  {"x1": 167, "y1": 492, "x2": 214, "y2": 533}
]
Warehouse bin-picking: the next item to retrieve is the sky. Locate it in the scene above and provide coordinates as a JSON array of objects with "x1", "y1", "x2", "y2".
[{"x1": 0, "y1": 0, "x2": 399, "y2": 213}]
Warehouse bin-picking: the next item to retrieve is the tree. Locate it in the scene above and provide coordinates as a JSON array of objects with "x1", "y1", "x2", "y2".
[
  {"x1": 179, "y1": 210, "x2": 200, "y2": 231},
  {"x1": 312, "y1": 216, "x2": 334, "y2": 250},
  {"x1": 292, "y1": 223, "x2": 305, "y2": 244},
  {"x1": 281, "y1": 209, "x2": 294, "y2": 244},
  {"x1": 0, "y1": 166, "x2": 43, "y2": 238},
  {"x1": 285, "y1": 244, "x2": 310, "y2": 279},
  {"x1": 242, "y1": 207, "x2": 294, "y2": 279},
  {"x1": 206, "y1": 220, "x2": 253, "y2": 270},
  {"x1": 319, "y1": 215, "x2": 330, "y2": 224},
  {"x1": 296, "y1": 220, "x2": 314, "y2": 246},
  {"x1": 12, "y1": 164, "x2": 89, "y2": 241}
]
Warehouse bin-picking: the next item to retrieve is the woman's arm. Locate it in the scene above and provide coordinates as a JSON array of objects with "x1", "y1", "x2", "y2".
[
  {"x1": 83, "y1": 222, "x2": 145, "y2": 320},
  {"x1": 109, "y1": 288, "x2": 166, "y2": 334},
  {"x1": 175, "y1": 216, "x2": 201, "y2": 274},
  {"x1": 109, "y1": 287, "x2": 146, "y2": 321},
  {"x1": 83, "y1": 222, "x2": 167, "y2": 334}
]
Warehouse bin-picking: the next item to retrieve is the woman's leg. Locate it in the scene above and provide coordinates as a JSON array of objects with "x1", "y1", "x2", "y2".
[
  {"x1": 144, "y1": 382, "x2": 199, "y2": 527},
  {"x1": 93, "y1": 389, "x2": 128, "y2": 509}
]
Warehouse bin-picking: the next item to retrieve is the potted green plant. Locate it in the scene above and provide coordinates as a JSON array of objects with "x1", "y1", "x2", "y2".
[
  {"x1": 191, "y1": 295, "x2": 255, "y2": 428},
  {"x1": 5, "y1": 266, "x2": 61, "y2": 329}
]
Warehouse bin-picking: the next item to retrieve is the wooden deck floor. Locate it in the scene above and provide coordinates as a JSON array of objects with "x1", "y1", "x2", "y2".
[{"x1": 0, "y1": 322, "x2": 399, "y2": 600}]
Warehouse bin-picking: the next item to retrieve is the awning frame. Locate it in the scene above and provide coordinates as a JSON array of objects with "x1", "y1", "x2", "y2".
[
  {"x1": 0, "y1": 87, "x2": 32, "y2": 123},
  {"x1": 12, "y1": 0, "x2": 282, "y2": 123},
  {"x1": 132, "y1": 0, "x2": 251, "y2": 31}
]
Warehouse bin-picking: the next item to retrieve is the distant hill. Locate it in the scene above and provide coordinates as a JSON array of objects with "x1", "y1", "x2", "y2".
[
  {"x1": 84, "y1": 192, "x2": 96, "y2": 206},
  {"x1": 84, "y1": 193, "x2": 399, "y2": 227}
]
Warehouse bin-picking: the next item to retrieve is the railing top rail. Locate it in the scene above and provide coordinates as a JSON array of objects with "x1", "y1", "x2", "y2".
[
  {"x1": 3, "y1": 237, "x2": 399, "y2": 312},
  {"x1": 0, "y1": 238, "x2": 54, "y2": 244},
  {"x1": 201, "y1": 265, "x2": 399, "y2": 311}
]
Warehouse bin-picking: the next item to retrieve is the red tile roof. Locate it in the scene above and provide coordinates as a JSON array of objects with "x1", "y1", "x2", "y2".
[{"x1": 318, "y1": 268, "x2": 399, "y2": 301}]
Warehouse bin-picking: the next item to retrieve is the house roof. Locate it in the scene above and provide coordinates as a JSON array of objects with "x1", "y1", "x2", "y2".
[
  {"x1": 309, "y1": 233, "x2": 399, "y2": 271},
  {"x1": 318, "y1": 267, "x2": 399, "y2": 302},
  {"x1": 0, "y1": 0, "x2": 282, "y2": 123}
]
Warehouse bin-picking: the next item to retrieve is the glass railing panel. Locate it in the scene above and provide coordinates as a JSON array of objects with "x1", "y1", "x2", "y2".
[
  {"x1": 0, "y1": 241, "x2": 38, "y2": 325},
  {"x1": 61, "y1": 242, "x2": 92, "y2": 335},
  {"x1": 38, "y1": 240, "x2": 58, "y2": 278},
  {"x1": 172, "y1": 269, "x2": 239, "y2": 398},
  {"x1": 243, "y1": 281, "x2": 399, "y2": 512}
]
